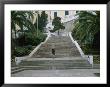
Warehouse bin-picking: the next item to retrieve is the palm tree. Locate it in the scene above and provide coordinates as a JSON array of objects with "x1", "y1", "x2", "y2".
[
  {"x1": 11, "y1": 11, "x2": 36, "y2": 33},
  {"x1": 72, "y1": 11, "x2": 100, "y2": 47}
]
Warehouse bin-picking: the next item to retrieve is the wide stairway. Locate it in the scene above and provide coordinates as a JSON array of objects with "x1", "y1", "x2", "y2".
[
  {"x1": 12, "y1": 35, "x2": 92, "y2": 74},
  {"x1": 31, "y1": 35, "x2": 81, "y2": 58}
]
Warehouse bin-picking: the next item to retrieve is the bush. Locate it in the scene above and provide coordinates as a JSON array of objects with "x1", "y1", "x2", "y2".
[
  {"x1": 38, "y1": 33, "x2": 47, "y2": 42},
  {"x1": 14, "y1": 47, "x2": 30, "y2": 57},
  {"x1": 12, "y1": 31, "x2": 47, "y2": 57},
  {"x1": 23, "y1": 45, "x2": 33, "y2": 50},
  {"x1": 81, "y1": 44, "x2": 100, "y2": 55},
  {"x1": 93, "y1": 55, "x2": 100, "y2": 64},
  {"x1": 16, "y1": 30, "x2": 47, "y2": 47},
  {"x1": 16, "y1": 34, "x2": 25, "y2": 46},
  {"x1": 24, "y1": 32, "x2": 47, "y2": 46},
  {"x1": 26, "y1": 45, "x2": 33, "y2": 50}
]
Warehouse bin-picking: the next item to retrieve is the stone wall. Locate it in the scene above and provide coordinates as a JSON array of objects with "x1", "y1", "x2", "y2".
[
  {"x1": 55, "y1": 20, "x2": 74, "y2": 36},
  {"x1": 50, "y1": 19, "x2": 74, "y2": 36},
  {"x1": 64, "y1": 19, "x2": 74, "y2": 32},
  {"x1": 59, "y1": 19, "x2": 74, "y2": 36}
]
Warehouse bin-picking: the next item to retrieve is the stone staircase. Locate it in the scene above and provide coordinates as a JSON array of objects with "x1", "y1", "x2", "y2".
[
  {"x1": 31, "y1": 35, "x2": 80, "y2": 58},
  {"x1": 12, "y1": 35, "x2": 92, "y2": 74},
  {"x1": 12, "y1": 57, "x2": 92, "y2": 74},
  {"x1": 20, "y1": 57, "x2": 91, "y2": 69}
]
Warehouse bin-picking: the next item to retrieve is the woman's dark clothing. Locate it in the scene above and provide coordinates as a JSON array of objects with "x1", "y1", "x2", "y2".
[{"x1": 52, "y1": 49, "x2": 55, "y2": 55}]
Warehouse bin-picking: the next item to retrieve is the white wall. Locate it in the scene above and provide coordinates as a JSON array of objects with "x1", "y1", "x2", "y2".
[
  {"x1": 64, "y1": 19, "x2": 74, "y2": 32},
  {"x1": 45, "y1": 11, "x2": 76, "y2": 22}
]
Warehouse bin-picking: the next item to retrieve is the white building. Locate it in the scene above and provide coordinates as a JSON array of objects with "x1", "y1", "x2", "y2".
[
  {"x1": 43, "y1": 10, "x2": 76, "y2": 36},
  {"x1": 44, "y1": 11, "x2": 76, "y2": 22}
]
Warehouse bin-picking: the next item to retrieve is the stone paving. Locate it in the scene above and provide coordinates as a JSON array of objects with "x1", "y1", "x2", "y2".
[{"x1": 11, "y1": 69, "x2": 100, "y2": 77}]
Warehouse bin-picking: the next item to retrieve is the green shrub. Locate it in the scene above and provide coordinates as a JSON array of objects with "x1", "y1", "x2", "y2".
[
  {"x1": 38, "y1": 33, "x2": 47, "y2": 42},
  {"x1": 16, "y1": 34, "x2": 25, "y2": 46},
  {"x1": 80, "y1": 43, "x2": 100, "y2": 55},
  {"x1": 24, "y1": 45, "x2": 33, "y2": 50},
  {"x1": 24, "y1": 32, "x2": 47, "y2": 46},
  {"x1": 16, "y1": 31, "x2": 47, "y2": 46},
  {"x1": 13, "y1": 31, "x2": 47, "y2": 57},
  {"x1": 93, "y1": 55, "x2": 100, "y2": 64},
  {"x1": 14, "y1": 47, "x2": 30, "y2": 57}
]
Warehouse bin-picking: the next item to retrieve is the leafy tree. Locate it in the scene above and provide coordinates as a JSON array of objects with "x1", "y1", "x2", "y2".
[
  {"x1": 40, "y1": 11, "x2": 48, "y2": 28},
  {"x1": 52, "y1": 17, "x2": 65, "y2": 35}
]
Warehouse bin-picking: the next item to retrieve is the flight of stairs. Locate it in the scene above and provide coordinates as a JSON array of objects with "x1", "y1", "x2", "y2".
[
  {"x1": 12, "y1": 35, "x2": 92, "y2": 74},
  {"x1": 20, "y1": 57, "x2": 91, "y2": 69},
  {"x1": 31, "y1": 35, "x2": 81, "y2": 58}
]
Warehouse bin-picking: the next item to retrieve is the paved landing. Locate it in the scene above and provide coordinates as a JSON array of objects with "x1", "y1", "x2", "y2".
[{"x1": 11, "y1": 69, "x2": 100, "y2": 77}]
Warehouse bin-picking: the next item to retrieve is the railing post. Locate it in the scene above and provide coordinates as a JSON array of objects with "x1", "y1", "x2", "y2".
[
  {"x1": 88, "y1": 55, "x2": 93, "y2": 68},
  {"x1": 15, "y1": 57, "x2": 21, "y2": 65}
]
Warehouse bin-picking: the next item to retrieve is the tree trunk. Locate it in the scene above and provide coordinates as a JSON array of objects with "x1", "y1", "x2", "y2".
[
  {"x1": 14, "y1": 30, "x2": 17, "y2": 47},
  {"x1": 58, "y1": 30, "x2": 59, "y2": 36}
]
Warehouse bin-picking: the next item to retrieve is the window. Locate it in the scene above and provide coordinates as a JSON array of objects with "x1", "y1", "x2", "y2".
[
  {"x1": 54, "y1": 12, "x2": 57, "y2": 17},
  {"x1": 65, "y1": 11, "x2": 69, "y2": 15}
]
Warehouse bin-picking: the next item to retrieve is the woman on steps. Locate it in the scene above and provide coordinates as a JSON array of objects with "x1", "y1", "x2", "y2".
[{"x1": 51, "y1": 43, "x2": 55, "y2": 57}]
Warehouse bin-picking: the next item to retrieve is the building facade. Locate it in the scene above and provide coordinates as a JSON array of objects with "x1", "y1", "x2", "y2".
[
  {"x1": 44, "y1": 10, "x2": 76, "y2": 23},
  {"x1": 43, "y1": 10, "x2": 76, "y2": 36}
]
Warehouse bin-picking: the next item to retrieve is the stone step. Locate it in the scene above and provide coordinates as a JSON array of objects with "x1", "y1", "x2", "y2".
[
  {"x1": 20, "y1": 60, "x2": 89, "y2": 64},
  {"x1": 39, "y1": 42, "x2": 76, "y2": 48},
  {"x1": 47, "y1": 40, "x2": 71, "y2": 42},
  {"x1": 39, "y1": 46, "x2": 77, "y2": 51},
  {"x1": 47, "y1": 38, "x2": 72, "y2": 42},
  {"x1": 32, "y1": 54, "x2": 80, "y2": 58},
  {"x1": 34, "y1": 48, "x2": 80, "y2": 53},
  {"x1": 35, "y1": 51, "x2": 80, "y2": 56},
  {"x1": 32, "y1": 55, "x2": 81, "y2": 58},
  {"x1": 41, "y1": 44, "x2": 75, "y2": 48},
  {"x1": 16, "y1": 65, "x2": 92, "y2": 70},
  {"x1": 11, "y1": 67, "x2": 21, "y2": 71},
  {"x1": 19, "y1": 59, "x2": 90, "y2": 67},
  {"x1": 55, "y1": 66, "x2": 92, "y2": 69},
  {"x1": 46, "y1": 40, "x2": 72, "y2": 43},
  {"x1": 26, "y1": 57, "x2": 86, "y2": 60},
  {"x1": 11, "y1": 67, "x2": 25, "y2": 74},
  {"x1": 20, "y1": 66, "x2": 52, "y2": 70},
  {"x1": 37, "y1": 49, "x2": 71, "y2": 52},
  {"x1": 49, "y1": 36, "x2": 70, "y2": 39},
  {"x1": 36, "y1": 51, "x2": 80, "y2": 54},
  {"x1": 19, "y1": 63, "x2": 91, "y2": 67},
  {"x1": 11, "y1": 66, "x2": 92, "y2": 74}
]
